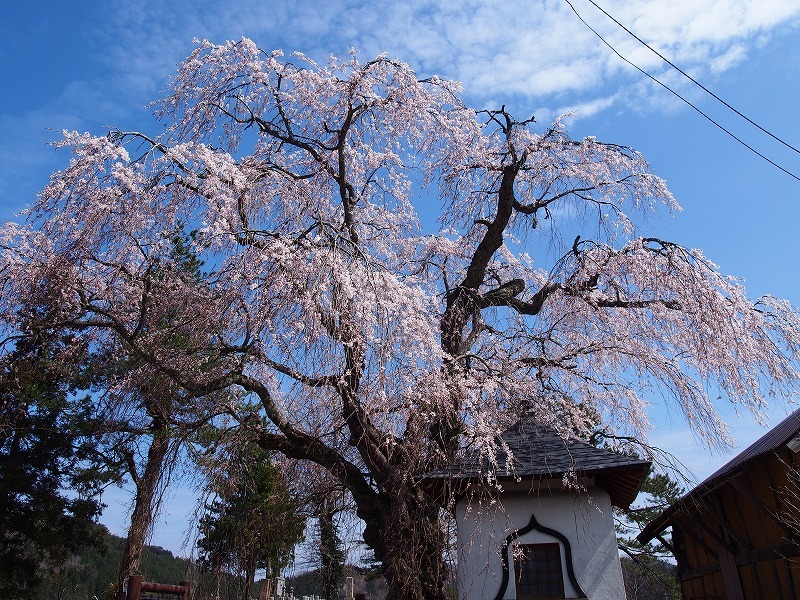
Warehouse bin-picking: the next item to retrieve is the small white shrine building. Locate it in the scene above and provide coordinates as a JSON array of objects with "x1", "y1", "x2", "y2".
[{"x1": 425, "y1": 418, "x2": 651, "y2": 600}]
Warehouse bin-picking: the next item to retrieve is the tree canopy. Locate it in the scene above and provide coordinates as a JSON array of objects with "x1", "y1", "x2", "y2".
[
  {"x1": 2, "y1": 39, "x2": 800, "y2": 599},
  {"x1": 198, "y1": 444, "x2": 304, "y2": 599},
  {"x1": 0, "y1": 302, "x2": 108, "y2": 599}
]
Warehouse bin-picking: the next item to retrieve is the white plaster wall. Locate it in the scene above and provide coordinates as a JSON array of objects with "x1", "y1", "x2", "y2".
[{"x1": 454, "y1": 480, "x2": 625, "y2": 600}]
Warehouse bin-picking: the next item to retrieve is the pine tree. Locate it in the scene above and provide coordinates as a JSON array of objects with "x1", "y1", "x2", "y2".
[
  {"x1": 198, "y1": 444, "x2": 305, "y2": 600},
  {"x1": 115, "y1": 225, "x2": 208, "y2": 594},
  {"x1": 0, "y1": 301, "x2": 109, "y2": 599},
  {"x1": 319, "y1": 495, "x2": 346, "y2": 600},
  {"x1": 617, "y1": 472, "x2": 683, "y2": 599}
]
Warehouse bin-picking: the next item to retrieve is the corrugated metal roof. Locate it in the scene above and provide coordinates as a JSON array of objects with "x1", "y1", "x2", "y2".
[
  {"x1": 700, "y1": 408, "x2": 800, "y2": 485},
  {"x1": 424, "y1": 418, "x2": 651, "y2": 509},
  {"x1": 638, "y1": 408, "x2": 800, "y2": 543}
]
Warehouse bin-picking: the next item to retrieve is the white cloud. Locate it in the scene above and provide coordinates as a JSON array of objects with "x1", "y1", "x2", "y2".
[
  {"x1": 63, "y1": 0, "x2": 800, "y2": 119},
  {"x1": 2, "y1": 0, "x2": 799, "y2": 216},
  {"x1": 557, "y1": 94, "x2": 619, "y2": 120},
  {"x1": 710, "y1": 44, "x2": 748, "y2": 74}
]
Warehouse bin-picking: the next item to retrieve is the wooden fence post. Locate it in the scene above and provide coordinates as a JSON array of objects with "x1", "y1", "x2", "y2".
[{"x1": 259, "y1": 578, "x2": 272, "y2": 600}]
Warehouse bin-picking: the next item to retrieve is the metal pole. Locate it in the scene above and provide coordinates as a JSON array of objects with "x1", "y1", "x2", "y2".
[
  {"x1": 126, "y1": 575, "x2": 142, "y2": 600},
  {"x1": 345, "y1": 576, "x2": 354, "y2": 600}
]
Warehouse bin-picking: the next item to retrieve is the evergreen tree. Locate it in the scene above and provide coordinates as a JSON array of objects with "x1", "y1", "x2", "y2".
[
  {"x1": 198, "y1": 444, "x2": 305, "y2": 600},
  {"x1": 616, "y1": 472, "x2": 683, "y2": 600},
  {"x1": 114, "y1": 225, "x2": 208, "y2": 595},
  {"x1": 587, "y1": 429, "x2": 683, "y2": 599},
  {"x1": 319, "y1": 496, "x2": 346, "y2": 600},
  {"x1": 0, "y1": 304, "x2": 109, "y2": 599}
]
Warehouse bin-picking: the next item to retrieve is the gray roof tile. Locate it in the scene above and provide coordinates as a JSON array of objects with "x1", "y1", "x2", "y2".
[{"x1": 424, "y1": 418, "x2": 651, "y2": 508}]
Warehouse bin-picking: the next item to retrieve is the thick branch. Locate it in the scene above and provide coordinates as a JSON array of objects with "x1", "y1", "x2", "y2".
[
  {"x1": 254, "y1": 429, "x2": 377, "y2": 512},
  {"x1": 441, "y1": 163, "x2": 520, "y2": 356},
  {"x1": 336, "y1": 334, "x2": 394, "y2": 483}
]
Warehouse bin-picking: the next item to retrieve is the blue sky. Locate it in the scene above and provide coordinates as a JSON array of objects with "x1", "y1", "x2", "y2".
[{"x1": 3, "y1": 0, "x2": 800, "y2": 556}]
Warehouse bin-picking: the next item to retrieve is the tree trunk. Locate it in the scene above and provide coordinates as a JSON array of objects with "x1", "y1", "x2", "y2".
[
  {"x1": 362, "y1": 485, "x2": 448, "y2": 600},
  {"x1": 242, "y1": 562, "x2": 256, "y2": 600},
  {"x1": 118, "y1": 425, "x2": 171, "y2": 596},
  {"x1": 320, "y1": 494, "x2": 344, "y2": 600},
  {"x1": 320, "y1": 508, "x2": 336, "y2": 600}
]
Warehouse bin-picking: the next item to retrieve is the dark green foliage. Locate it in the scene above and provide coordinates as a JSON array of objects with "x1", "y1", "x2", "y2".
[
  {"x1": 0, "y1": 311, "x2": 110, "y2": 599},
  {"x1": 624, "y1": 473, "x2": 684, "y2": 535},
  {"x1": 36, "y1": 528, "x2": 194, "y2": 600},
  {"x1": 587, "y1": 430, "x2": 682, "y2": 599},
  {"x1": 617, "y1": 472, "x2": 683, "y2": 600},
  {"x1": 169, "y1": 226, "x2": 205, "y2": 281},
  {"x1": 198, "y1": 444, "x2": 305, "y2": 598},
  {"x1": 114, "y1": 224, "x2": 209, "y2": 592},
  {"x1": 621, "y1": 556, "x2": 679, "y2": 600},
  {"x1": 319, "y1": 498, "x2": 346, "y2": 600}
]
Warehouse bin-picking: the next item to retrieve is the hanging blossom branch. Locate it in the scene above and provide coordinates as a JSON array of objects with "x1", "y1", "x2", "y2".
[{"x1": 2, "y1": 39, "x2": 800, "y2": 600}]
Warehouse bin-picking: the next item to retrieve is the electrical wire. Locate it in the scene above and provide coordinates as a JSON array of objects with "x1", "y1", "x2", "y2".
[
  {"x1": 585, "y1": 0, "x2": 800, "y2": 157},
  {"x1": 564, "y1": 0, "x2": 800, "y2": 182}
]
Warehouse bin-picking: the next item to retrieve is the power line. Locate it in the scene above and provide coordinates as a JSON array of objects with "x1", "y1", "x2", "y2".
[
  {"x1": 563, "y1": 0, "x2": 800, "y2": 182},
  {"x1": 585, "y1": 0, "x2": 800, "y2": 157}
]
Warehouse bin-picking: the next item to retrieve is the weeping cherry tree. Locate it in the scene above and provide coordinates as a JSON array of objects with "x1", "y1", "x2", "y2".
[{"x1": 2, "y1": 39, "x2": 800, "y2": 599}]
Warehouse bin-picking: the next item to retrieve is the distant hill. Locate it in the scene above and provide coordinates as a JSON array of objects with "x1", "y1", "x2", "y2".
[
  {"x1": 621, "y1": 556, "x2": 680, "y2": 600},
  {"x1": 36, "y1": 532, "x2": 672, "y2": 600},
  {"x1": 38, "y1": 529, "x2": 391, "y2": 600},
  {"x1": 287, "y1": 564, "x2": 388, "y2": 599},
  {"x1": 37, "y1": 527, "x2": 194, "y2": 599}
]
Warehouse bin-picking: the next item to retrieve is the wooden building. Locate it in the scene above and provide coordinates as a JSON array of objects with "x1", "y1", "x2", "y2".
[{"x1": 638, "y1": 409, "x2": 800, "y2": 599}]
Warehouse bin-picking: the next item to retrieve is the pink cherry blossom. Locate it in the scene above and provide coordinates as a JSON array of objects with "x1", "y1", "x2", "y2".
[{"x1": 2, "y1": 39, "x2": 799, "y2": 599}]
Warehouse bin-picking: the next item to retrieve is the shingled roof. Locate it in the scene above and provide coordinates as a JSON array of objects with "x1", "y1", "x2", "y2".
[
  {"x1": 638, "y1": 408, "x2": 800, "y2": 543},
  {"x1": 424, "y1": 418, "x2": 651, "y2": 509}
]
